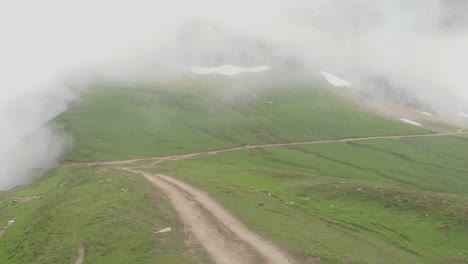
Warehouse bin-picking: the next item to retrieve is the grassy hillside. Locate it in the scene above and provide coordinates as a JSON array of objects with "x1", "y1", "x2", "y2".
[
  {"x1": 56, "y1": 82, "x2": 428, "y2": 161},
  {"x1": 144, "y1": 135, "x2": 468, "y2": 263},
  {"x1": 2, "y1": 81, "x2": 466, "y2": 264},
  {"x1": 0, "y1": 167, "x2": 209, "y2": 264}
]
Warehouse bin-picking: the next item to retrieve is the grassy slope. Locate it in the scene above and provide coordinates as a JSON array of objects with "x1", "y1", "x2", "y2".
[
  {"x1": 0, "y1": 167, "x2": 209, "y2": 264},
  {"x1": 2, "y1": 82, "x2": 464, "y2": 264},
  {"x1": 56, "y1": 82, "x2": 428, "y2": 161},
  {"x1": 144, "y1": 136, "x2": 468, "y2": 264}
]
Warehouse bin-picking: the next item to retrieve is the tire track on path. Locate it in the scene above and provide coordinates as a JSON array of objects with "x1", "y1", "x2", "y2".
[
  {"x1": 59, "y1": 131, "x2": 467, "y2": 168},
  {"x1": 124, "y1": 168, "x2": 296, "y2": 264},
  {"x1": 57, "y1": 131, "x2": 466, "y2": 263}
]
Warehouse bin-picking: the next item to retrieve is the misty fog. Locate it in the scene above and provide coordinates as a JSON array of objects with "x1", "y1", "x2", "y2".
[{"x1": 1, "y1": 0, "x2": 467, "y2": 189}]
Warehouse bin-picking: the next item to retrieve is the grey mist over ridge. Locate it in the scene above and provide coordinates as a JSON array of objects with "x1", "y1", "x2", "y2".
[
  {"x1": 1, "y1": 0, "x2": 468, "y2": 189},
  {"x1": 105, "y1": 0, "x2": 468, "y2": 116}
]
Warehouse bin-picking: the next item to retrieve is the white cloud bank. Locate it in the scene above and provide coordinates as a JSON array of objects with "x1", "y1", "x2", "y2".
[
  {"x1": 191, "y1": 65, "x2": 271, "y2": 76},
  {"x1": 1, "y1": 0, "x2": 468, "y2": 189}
]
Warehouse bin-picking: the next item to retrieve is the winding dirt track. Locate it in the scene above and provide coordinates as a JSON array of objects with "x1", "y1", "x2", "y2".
[
  {"x1": 125, "y1": 168, "x2": 295, "y2": 264},
  {"x1": 60, "y1": 131, "x2": 466, "y2": 168},
  {"x1": 74, "y1": 244, "x2": 85, "y2": 264},
  {"x1": 59, "y1": 131, "x2": 466, "y2": 264},
  {"x1": 0, "y1": 227, "x2": 7, "y2": 239}
]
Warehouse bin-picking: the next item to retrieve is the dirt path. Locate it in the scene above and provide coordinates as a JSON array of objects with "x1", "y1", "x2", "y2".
[
  {"x1": 0, "y1": 227, "x2": 7, "y2": 239},
  {"x1": 56, "y1": 131, "x2": 465, "y2": 263},
  {"x1": 0, "y1": 216, "x2": 17, "y2": 240},
  {"x1": 59, "y1": 131, "x2": 466, "y2": 168},
  {"x1": 59, "y1": 157, "x2": 160, "y2": 167},
  {"x1": 75, "y1": 244, "x2": 85, "y2": 264},
  {"x1": 125, "y1": 168, "x2": 296, "y2": 264}
]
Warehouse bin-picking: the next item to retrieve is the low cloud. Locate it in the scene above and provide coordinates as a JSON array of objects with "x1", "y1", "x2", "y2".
[{"x1": 1, "y1": 0, "x2": 467, "y2": 189}]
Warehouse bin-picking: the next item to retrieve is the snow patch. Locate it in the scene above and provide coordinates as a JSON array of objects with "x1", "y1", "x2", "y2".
[
  {"x1": 321, "y1": 72, "x2": 351, "y2": 88},
  {"x1": 400, "y1": 118, "x2": 422, "y2": 126},
  {"x1": 458, "y1": 112, "x2": 468, "y2": 119},
  {"x1": 191, "y1": 65, "x2": 270, "y2": 76},
  {"x1": 373, "y1": 102, "x2": 384, "y2": 107},
  {"x1": 420, "y1": 111, "x2": 432, "y2": 116},
  {"x1": 155, "y1": 227, "x2": 172, "y2": 234}
]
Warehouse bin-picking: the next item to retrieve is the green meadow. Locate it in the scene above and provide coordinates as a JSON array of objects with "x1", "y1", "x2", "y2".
[
  {"x1": 145, "y1": 136, "x2": 468, "y2": 263},
  {"x1": 1, "y1": 82, "x2": 466, "y2": 263},
  {"x1": 0, "y1": 167, "x2": 209, "y2": 264},
  {"x1": 55, "y1": 82, "x2": 427, "y2": 161}
]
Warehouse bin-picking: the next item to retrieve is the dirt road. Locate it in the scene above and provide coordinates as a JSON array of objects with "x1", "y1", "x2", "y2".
[
  {"x1": 125, "y1": 168, "x2": 296, "y2": 264},
  {"x1": 58, "y1": 131, "x2": 465, "y2": 263},
  {"x1": 74, "y1": 244, "x2": 85, "y2": 264},
  {"x1": 59, "y1": 131, "x2": 466, "y2": 168},
  {"x1": 0, "y1": 227, "x2": 7, "y2": 239}
]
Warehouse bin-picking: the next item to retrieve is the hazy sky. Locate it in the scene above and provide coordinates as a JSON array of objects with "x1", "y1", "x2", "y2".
[{"x1": 1, "y1": 0, "x2": 467, "y2": 189}]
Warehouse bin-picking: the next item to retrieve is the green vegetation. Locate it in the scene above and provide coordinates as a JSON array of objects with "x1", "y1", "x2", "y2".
[
  {"x1": 144, "y1": 135, "x2": 468, "y2": 263},
  {"x1": 56, "y1": 83, "x2": 428, "y2": 161},
  {"x1": 0, "y1": 167, "x2": 208, "y2": 264},
  {"x1": 2, "y1": 82, "x2": 466, "y2": 263}
]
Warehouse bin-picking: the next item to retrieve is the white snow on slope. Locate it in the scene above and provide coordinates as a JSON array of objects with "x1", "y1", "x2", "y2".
[
  {"x1": 400, "y1": 118, "x2": 422, "y2": 126},
  {"x1": 155, "y1": 227, "x2": 172, "y2": 234},
  {"x1": 458, "y1": 112, "x2": 468, "y2": 119},
  {"x1": 420, "y1": 111, "x2": 432, "y2": 116},
  {"x1": 321, "y1": 72, "x2": 351, "y2": 88},
  {"x1": 191, "y1": 65, "x2": 270, "y2": 76}
]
